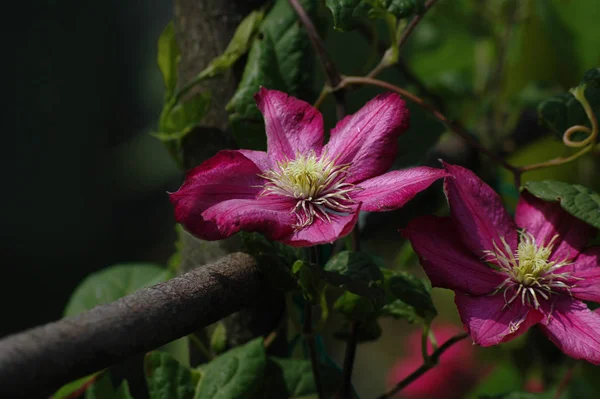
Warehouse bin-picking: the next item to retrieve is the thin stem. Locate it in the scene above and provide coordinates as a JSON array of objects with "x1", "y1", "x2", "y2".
[
  {"x1": 396, "y1": 0, "x2": 439, "y2": 52},
  {"x1": 304, "y1": 303, "x2": 324, "y2": 399},
  {"x1": 340, "y1": 76, "x2": 519, "y2": 175},
  {"x1": 188, "y1": 333, "x2": 213, "y2": 360},
  {"x1": 288, "y1": 0, "x2": 346, "y2": 120},
  {"x1": 519, "y1": 145, "x2": 593, "y2": 173},
  {"x1": 375, "y1": 333, "x2": 469, "y2": 399},
  {"x1": 337, "y1": 321, "x2": 360, "y2": 399},
  {"x1": 553, "y1": 362, "x2": 577, "y2": 399}
]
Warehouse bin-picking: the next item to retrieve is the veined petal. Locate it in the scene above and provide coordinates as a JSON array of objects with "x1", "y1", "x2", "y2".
[
  {"x1": 540, "y1": 299, "x2": 600, "y2": 365},
  {"x1": 237, "y1": 149, "x2": 271, "y2": 172},
  {"x1": 443, "y1": 162, "x2": 518, "y2": 258},
  {"x1": 455, "y1": 292, "x2": 542, "y2": 346},
  {"x1": 403, "y1": 216, "x2": 504, "y2": 295},
  {"x1": 515, "y1": 192, "x2": 595, "y2": 262},
  {"x1": 323, "y1": 93, "x2": 409, "y2": 184},
  {"x1": 562, "y1": 247, "x2": 600, "y2": 302},
  {"x1": 202, "y1": 196, "x2": 295, "y2": 241},
  {"x1": 354, "y1": 167, "x2": 448, "y2": 212},
  {"x1": 285, "y1": 204, "x2": 361, "y2": 247},
  {"x1": 170, "y1": 150, "x2": 264, "y2": 240},
  {"x1": 255, "y1": 88, "x2": 324, "y2": 162}
]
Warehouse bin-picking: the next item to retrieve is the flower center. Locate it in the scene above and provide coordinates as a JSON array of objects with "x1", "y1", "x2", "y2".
[
  {"x1": 259, "y1": 151, "x2": 360, "y2": 228},
  {"x1": 484, "y1": 232, "x2": 574, "y2": 309}
]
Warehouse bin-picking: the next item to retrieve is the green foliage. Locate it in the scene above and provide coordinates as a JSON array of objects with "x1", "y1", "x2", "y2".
[
  {"x1": 157, "y1": 21, "x2": 180, "y2": 100},
  {"x1": 524, "y1": 180, "x2": 600, "y2": 230},
  {"x1": 323, "y1": 250, "x2": 385, "y2": 303},
  {"x1": 325, "y1": 0, "x2": 425, "y2": 31},
  {"x1": 145, "y1": 352, "x2": 201, "y2": 399},
  {"x1": 210, "y1": 323, "x2": 227, "y2": 355},
  {"x1": 85, "y1": 374, "x2": 133, "y2": 399},
  {"x1": 64, "y1": 263, "x2": 172, "y2": 317},
  {"x1": 537, "y1": 68, "x2": 600, "y2": 139},
  {"x1": 239, "y1": 232, "x2": 301, "y2": 291},
  {"x1": 52, "y1": 372, "x2": 103, "y2": 399},
  {"x1": 226, "y1": 0, "x2": 317, "y2": 150},
  {"x1": 380, "y1": 269, "x2": 437, "y2": 324},
  {"x1": 268, "y1": 357, "x2": 318, "y2": 397},
  {"x1": 195, "y1": 338, "x2": 266, "y2": 399}
]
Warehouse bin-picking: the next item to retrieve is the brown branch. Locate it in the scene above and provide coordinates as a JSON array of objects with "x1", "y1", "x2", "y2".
[
  {"x1": 375, "y1": 333, "x2": 469, "y2": 399},
  {"x1": 0, "y1": 253, "x2": 264, "y2": 398},
  {"x1": 397, "y1": 0, "x2": 440, "y2": 52},
  {"x1": 288, "y1": 0, "x2": 346, "y2": 120}
]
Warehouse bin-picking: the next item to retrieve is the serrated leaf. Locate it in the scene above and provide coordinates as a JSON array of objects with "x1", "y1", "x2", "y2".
[
  {"x1": 64, "y1": 264, "x2": 172, "y2": 317},
  {"x1": 195, "y1": 338, "x2": 266, "y2": 399},
  {"x1": 145, "y1": 352, "x2": 201, "y2": 399},
  {"x1": 383, "y1": 269, "x2": 437, "y2": 323},
  {"x1": 226, "y1": 0, "x2": 316, "y2": 150},
  {"x1": 524, "y1": 180, "x2": 600, "y2": 230},
  {"x1": 210, "y1": 323, "x2": 227, "y2": 355},
  {"x1": 157, "y1": 21, "x2": 180, "y2": 100}
]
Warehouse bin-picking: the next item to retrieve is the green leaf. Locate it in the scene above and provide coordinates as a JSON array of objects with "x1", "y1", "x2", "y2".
[
  {"x1": 239, "y1": 232, "x2": 300, "y2": 291},
  {"x1": 226, "y1": 0, "x2": 316, "y2": 150},
  {"x1": 210, "y1": 323, "x2": 227, "y2": 355},
  {"x1": 195, "y1": 338, "x2": 266, "y2": 399},
  {"x1": 333, "y1": 291, "x2": 377, "y2": 321},
  {"x1": 269, "y1": 358, "x2": 316, "y2": 397},
  {"x1": 115, "y1": 381, "x2": 134, "y2": 399},
  {"x1": 85, "y1": 373, "x2": 115, "y2": 399},
  {"x1": 381, "y1": 269, "x2": 437, "y2": 323},
  {"x1": 145, "y1": 352, "x2": 201, "y2": 399},
  {"x1": 64, "y1": 263, "x2": 172, "y2": 317},
  {"x1": 524, "y1": 180, "x2": 600, "y2": 230},
  {"x1": 186, "y1": 11, "x2": 264, "y2": 85},
  {"x1": 157, "y1": 21, "x2": 180, "y2": 100},
  {"x1": 380, "y1": 299, "x2": 422, "y2": 324},
  {"x1": 53, "y1": 372, "x2": 103, "y2": 399},
  {"x1": 161, "y1": 337, "x2": 191, "y2": 367},
  {"x1": 325, "y1": 0, "x2": 425, "y2": 31},
  {"x1": 154, "y1": 91, "x2": 212, "y2": 142}
]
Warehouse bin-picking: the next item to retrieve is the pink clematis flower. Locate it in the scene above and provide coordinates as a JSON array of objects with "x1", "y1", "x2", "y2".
[
  {"x1": 387, "y1": 324, "x2": 485, "y2": 399},
  {"x1": 404, "y1": 162, "x2": 600, "y2": 364},
  {"x1": 170, "y1": 88, "x2": 447, "y2": 247}
]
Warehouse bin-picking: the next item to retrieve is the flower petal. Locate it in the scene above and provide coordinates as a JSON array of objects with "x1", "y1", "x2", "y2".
[
  {"x1": 354, "y1": 167, "x2": 448, "y2": 212},
  {"x1": 403, "y1": 216, "x2": 504, "y2": 295},
  {"x1": 540, "y1": 299, "x2": 600, "y2": 365},
  {"x1": 237, "y1": 149, "x2": 271, "y2": 172},
  {"x1": 254, "y1": 87, "x2": 324, "y2": 162},
  {"x1": 170, "y1": 150, "x2": 264, "y2": 240},
  {"x1": 202, "y1": 196, "x2": 295, "y2": 241},
  {"x1": 515, "y1": 192, "x2": 595, "y2": 262},
  {"x1": 443, "y1": 162, "x2": 518, "y2": 258},
  {"x1": 323, "y1": 93, "x2": 409, "y2": 184},
  {"x1": 455, "y1": 292, "x2": 542, "y2": 346},
  {"x1": 285, "y1": 204, "x2": 361, "y2": 247},
  {"x1": 563, "y1": 247, "x2": 600, "y2": 302}
]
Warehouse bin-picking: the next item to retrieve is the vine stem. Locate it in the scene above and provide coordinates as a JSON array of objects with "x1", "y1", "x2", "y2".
[
  {"x1": 375, "y1": 333, "x2": 469, "y2": 399},
  {"x1": 340, "y1": 76, "x2": 520, "y2": 176},
  {"x1": 553, "y1": 362, "x2": 577, "y2": 399},
  {"x1": 304, "y1": 302, "x2": 324, "y2": 399},
  {"x1": 337, "y1": 321, "x2": 360, "y2": 399}
]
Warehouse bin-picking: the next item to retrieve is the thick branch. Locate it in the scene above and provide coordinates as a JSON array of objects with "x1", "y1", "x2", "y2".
[{"x1": 0, "y1": 253, "x2": 262, "y2": 398}]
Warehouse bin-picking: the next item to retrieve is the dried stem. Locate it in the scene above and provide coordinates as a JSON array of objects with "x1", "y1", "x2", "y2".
[{"x1": 375, "y1": 333, "x2": 469, "y2": 399}]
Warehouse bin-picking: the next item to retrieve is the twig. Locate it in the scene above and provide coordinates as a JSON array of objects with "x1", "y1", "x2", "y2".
[
  {"x1": 397, "y1": 0, "x2": 440, "y2": 52},
  {"x1": 288, "y1": 0, "x2": 346, "y2": 119},
  {"x1": 340, "y1": 76, "x2": 520, "y2": 176},
  {"x1": 375, "y1": 333, "x2": 469, "y2": 399},
  {"x1": 337, "y1": 321, "x2": 360, "y2": 399},
  {"x1": 0, "y1": 253, "x2": 263, "y2": 398},
  {"x1": 304, "y1": 303, "x2": 325, "y2": 399}
]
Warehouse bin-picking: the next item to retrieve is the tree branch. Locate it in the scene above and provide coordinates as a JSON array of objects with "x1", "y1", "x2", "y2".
[{"x1": 0, "y1": 253, "x2": 263, "y2": 398}]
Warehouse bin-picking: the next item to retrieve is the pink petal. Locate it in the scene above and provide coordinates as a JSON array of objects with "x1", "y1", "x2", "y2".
[
  {"x1": 254, "y1": 88, "x2": 324, "y2": 162},
  {"x1": 237, "y1": 149, "x2": 271, "y2": 172},
  {"x1": 455, "y1": 292, "x2": 543, "y2": 346},
  {"x1": 403, "y1": 216, "x2": 504, "y2": 295},
  {"x1": 515, "y1": 192, "x2": 595, "y2": 262},
  {"x1": 285, "y1": 204, "x2": 361, "y2": 247},
  {"x1": 443, "y1": 162, "x2": 518, "y2": 258},
  {"x1": 323, "y1": 93, "x2": 409, "y2": 184},
  {"x1": 202, "y1": 196, "x2": 295, "y2": 241},
  {"x1": 540, "y1": 299, "x2": 600, "y2": 365},
  {"x1": 353, "y1": 167, "x2": 448, "y2": 212},
  {"x1": 170, "y1": 150, "x2": 265, "y2": 240},
  {"x1": 563, "y1": 247, "x2": 600, "y2": 302}
]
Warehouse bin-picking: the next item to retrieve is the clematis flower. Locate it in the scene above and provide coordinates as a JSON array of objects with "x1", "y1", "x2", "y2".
[
  {"x1": 170, "y1": 88, "x2": 447, "y2": 247},
  {"x1": 404, "y1": 162, "x2": 600, "y2": 364},
  {"x1": 387, "y1": 324, "x2": 485, "y2": 399}
]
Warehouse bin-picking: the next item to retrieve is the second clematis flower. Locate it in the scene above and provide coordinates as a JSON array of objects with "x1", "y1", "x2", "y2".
[
  {"x1": 404, "y1": 162, "x2": 600, "y2": 364},
  {"x1": 170, "y1": 88, "x2": 447, "y2": 247}
]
